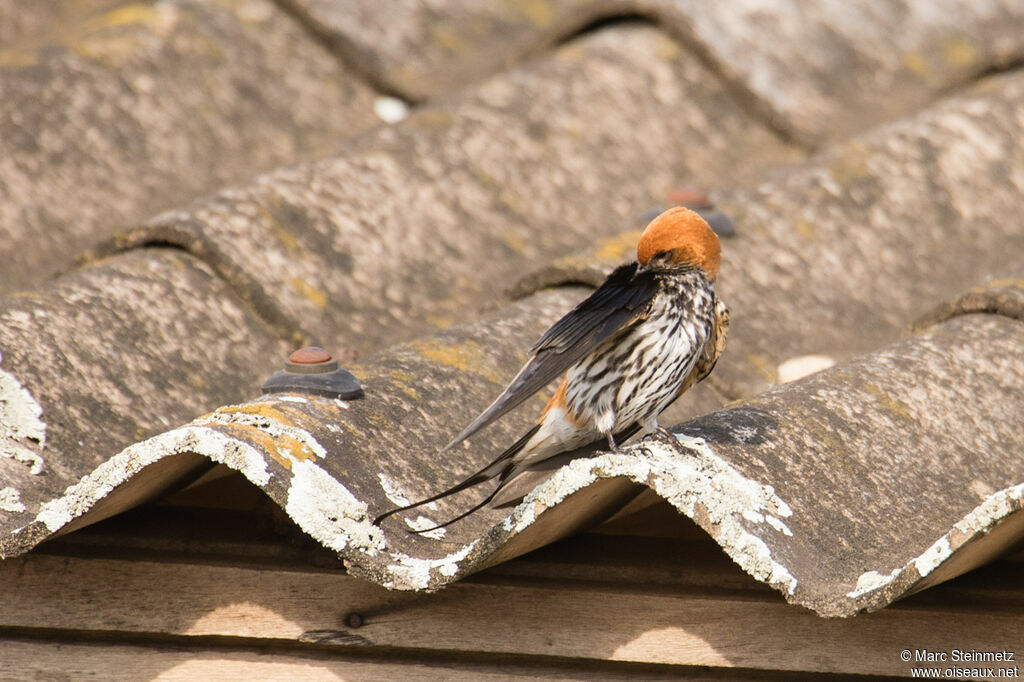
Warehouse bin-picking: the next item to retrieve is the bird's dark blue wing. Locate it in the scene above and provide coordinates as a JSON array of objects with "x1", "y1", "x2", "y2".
[
  {"x1": 442, "y1": 263, "x2": 658, "y2": 450},
  {"x1": 530, "y1": 263, "x2": 657, "y2": 354}
]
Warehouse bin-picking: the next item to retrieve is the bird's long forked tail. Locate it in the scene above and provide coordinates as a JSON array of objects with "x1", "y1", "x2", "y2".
[{"x1": 372, "y1": 424, "x2": 542, "y2": 532}]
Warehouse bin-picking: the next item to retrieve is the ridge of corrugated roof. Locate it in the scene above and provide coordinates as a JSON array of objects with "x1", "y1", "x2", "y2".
[
  {"x1": 2, "y1": 1, "x2": 1024, "y2": 622},
  {"x1": 285, "y1": 0, "x2": 1024, "y2": 142},
  {"x1": 4, "y1": 276, "x2": 1022, "y2": 617}
]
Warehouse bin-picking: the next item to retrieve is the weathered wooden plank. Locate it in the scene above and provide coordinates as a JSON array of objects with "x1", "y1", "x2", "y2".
[
  {"x1": 0, "y1": 638, "x2": 630, "y2": 681},
  {"x1": 0, "y1": 637, "x2": 844, "y2": 682},
  {"x1": 1, "y1": 554, "x2": 1020, "y2": 677},
  {"x1": 0, "y1": 639, "x2": 468, "y2": 682}
]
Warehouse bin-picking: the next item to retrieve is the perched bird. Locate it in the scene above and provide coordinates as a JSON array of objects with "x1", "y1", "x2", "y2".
[{"x1": 374, "y1": 207, "x2": 729, "y2": 532}]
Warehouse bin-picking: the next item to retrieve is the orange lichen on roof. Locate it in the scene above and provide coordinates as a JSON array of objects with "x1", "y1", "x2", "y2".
[
  {"x1": 410, "y1": 338, "x2": 505, "y2": 383},
  {"x1": 288, "y1": 277, "x2": 328, "y2": 309},
  {"x1": 197, "y1": 402, "x2": 323, "y2": 470}
]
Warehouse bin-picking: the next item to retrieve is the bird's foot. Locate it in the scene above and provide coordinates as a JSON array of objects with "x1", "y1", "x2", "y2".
[
  {"x1": 645, "y1": 426, "x2": 679, "y2": 448},
  {"x1": 604, "y1": 432, "x2": 625, "y2": 455}
]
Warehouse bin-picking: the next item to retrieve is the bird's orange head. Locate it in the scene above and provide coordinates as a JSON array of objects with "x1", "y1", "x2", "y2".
[{"x1": 636, "y1": 207, "x2": 721, "y2": 280}]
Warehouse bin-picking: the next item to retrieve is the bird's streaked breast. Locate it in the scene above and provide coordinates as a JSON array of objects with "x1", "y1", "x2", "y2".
[{"x1": 563, "y1": 268, "x2": 715, "y2": 433}]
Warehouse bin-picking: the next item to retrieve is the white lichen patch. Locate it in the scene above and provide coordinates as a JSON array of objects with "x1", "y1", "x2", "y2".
[
  {"x1": 285, "y1": 458, "x2": 384, "y2": 555},
  {"x1": 34, "y1": 426, "x2": 271, "y2": 532},
  {"x1": 385, "y1": 540, "x2": 479, "y2": 590},
  {"x1": 0, "y1": 487, "x2": 25, "y2": 513},
  {"x1": 846, "y1": 483, "x2": 1024, "y2": 604},
  {"x1": 377, "y1": 473, "x2": 439, "y2": 512},
  {"x1": 952, "y1": 482, "x2": 1024, "y2": 537},
  {"x1": 200, "y1": 409, "x2": 327, "y2": 462},
  {"x1": 504, "y1": 458, "x2": 601, "y2": 534},
  {"x1": 507, "y1": 435, "x2": 799, "y2": 595},
  {"x1": 913, "y1": 536, "x2": 953, "y2": 577},
  {"x1": 765, "y1": 514, "x2": 794, "y2": 536},
  {"x1": 913, "y1": 482, "x2": 1024, "y2": 581},
  {"x1": 847, "y1": 568, "x2": 901, "y2": 599},
  {"x1": 404, "y1": 515, "x2": 446, "y2": 540},
  {"x1": 0, "y1": 365, "x2": 47, "y2": 475},
  {"x1": 377, "y1": 472, "x2": 411, "y2": 506}
]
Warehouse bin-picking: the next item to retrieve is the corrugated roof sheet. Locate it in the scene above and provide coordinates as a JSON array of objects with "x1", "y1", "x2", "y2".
[
  {"x1": 4, "y1": 273, "x2": 1022, "y2": 617},
  {"x1": 288, "y1": 0, "x2": 1024, "y2": 141},
  {"x1": 2, "y1": 0, "x2": 1024, "y2": 627},
  {"x1": 0, "y1": 0, "x2": 378, "y2": 294}
]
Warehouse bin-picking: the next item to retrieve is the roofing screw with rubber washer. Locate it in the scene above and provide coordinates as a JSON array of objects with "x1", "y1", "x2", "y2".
[
  {"x1": 639, "y1": 187, "x2": 737, "y2": 238},
  {"x1": 261, "y1": 347, "x2": 364, "y2": 399}
]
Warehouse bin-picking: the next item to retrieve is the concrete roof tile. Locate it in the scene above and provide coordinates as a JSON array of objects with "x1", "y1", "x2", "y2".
[
  {"x1": 0, "y1": 0, "x2": 127, "y2": 47},
  {"x1": 0, "y1": 248, "x2": 288, "y2": 525},
  {"x1": 710, "y1": 70, "x2": 1024, "y2": 400},
  {"x1": 4, "y1": 276, "x2": 1021, "y2": 617},
  {"x1": 2, "y1": 0, "x2": 1023, "y2": 623},
  {"x1": 511, "y1": 70, "x2": 1024, "y2": 403},
  {"x1": 82, "y1": 25, "x2": 798, "y2": 355},
  {"x1": 287, "y1": 0, "x2": 1024, "y2": 141},
  {"x1": 0, "y1": 0, "x2": 378, "y2": 294}
]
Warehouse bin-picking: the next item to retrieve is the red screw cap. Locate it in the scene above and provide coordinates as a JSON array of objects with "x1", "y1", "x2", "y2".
[{"x1": 289, "y1": 346, "x2": 333, "y2": 364}]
